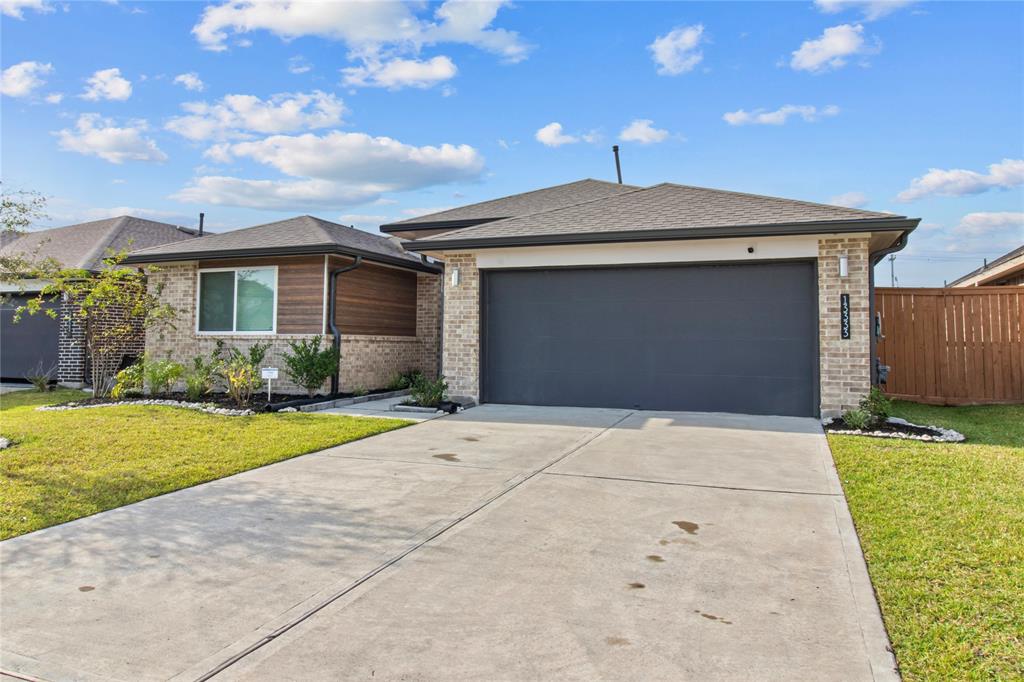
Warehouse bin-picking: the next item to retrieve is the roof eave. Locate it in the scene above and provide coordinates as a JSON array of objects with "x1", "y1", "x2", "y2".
[
  {"x1": 122, "y1": 244, "x2": 441, "y2": 273},
  {"x1": 380, "y1": 217, "x2": 506, "y2": 233},
  {"x1": 404, "y1": 217, "x2": 920, "y2": 252}
]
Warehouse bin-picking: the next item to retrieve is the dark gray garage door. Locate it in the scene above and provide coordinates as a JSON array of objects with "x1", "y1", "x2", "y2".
[
  {"x1": 481, "y1": 261, "x2": 818, "y2": 417},
  {"x1": 1, "y1": 294, "x2": 60, "y2": 381}
]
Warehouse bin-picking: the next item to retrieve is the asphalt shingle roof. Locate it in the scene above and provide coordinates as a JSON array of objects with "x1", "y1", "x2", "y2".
[
  {"x1": 948, "y1": 244, "x2": 1024, "y2": 286},
  {"x1": 383, "y1": 178, "x2": 639, "y2": 227},
  {"x1": 409, "y1": 182, "x2": 912, "y2": 248},
  {"x1": 123, "y1": 215, "x2": 426, "y2": 268},
  {"x1": 0, "y1": 216, "x2": 199, "y2": 271}
]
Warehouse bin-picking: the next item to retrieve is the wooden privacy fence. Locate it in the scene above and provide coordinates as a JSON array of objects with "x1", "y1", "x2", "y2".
[{"x1": 875, "y1": 287, "x2": 1024, "y2": 405}]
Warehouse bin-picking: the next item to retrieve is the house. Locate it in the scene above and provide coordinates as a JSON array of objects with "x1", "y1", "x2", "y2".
[
  {"x1": 121, "y1": 216, "x2": 441, "y2": 395},
  {"x1": 388, "y1": 179, "x2": 920, "y2": 418},
  {"x1": 0, "y1": 216, "x2": 201, "y2": 383},
  {"x1": 948, "y1": 245, "x2": 1024, "y2": 287}
]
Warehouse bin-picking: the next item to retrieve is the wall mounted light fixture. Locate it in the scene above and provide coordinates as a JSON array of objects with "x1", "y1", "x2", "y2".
[
  {"x1": 839, "y1": 254, "x2": 849, "y2": 278},
  {"x1": 451, "y1": 267, "x2": 461, "y2": 287}
]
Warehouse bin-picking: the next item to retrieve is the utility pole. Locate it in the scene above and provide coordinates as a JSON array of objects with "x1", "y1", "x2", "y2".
[{"x1": 889, "y1": 254, "x2": 896, "y2": 287}]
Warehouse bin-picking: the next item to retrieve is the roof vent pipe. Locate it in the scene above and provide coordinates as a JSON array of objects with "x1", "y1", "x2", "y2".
[
  {"x1": 612, "y1": 145, "x2": 623, "y2": 184},
  {"x1": 198, "y1": 212, "x2": 205, "y2": 237}
]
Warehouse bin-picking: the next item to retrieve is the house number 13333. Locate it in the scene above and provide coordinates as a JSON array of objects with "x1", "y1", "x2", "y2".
[{"x1": 840, "y1": 293, "x2": 851, "y2": 340}]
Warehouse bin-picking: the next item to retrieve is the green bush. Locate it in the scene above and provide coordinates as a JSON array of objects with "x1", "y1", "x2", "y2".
[
  {"x1": 219, "y1": 341, "x2": 270, "y2": 407},
  {"x1": 184, "y1": 342, "x2": 225, "y2": 401},
  {"x1": 352, "y1": 385, "x2": 368, "y2": 397},
  {"x1": 409, "y1": 374, "x2": 448, "y2": 408},
  {"x1": 144, "y1": 356, "x2": 184, "y2": 395},
  {"x1": 111, "y1": 360, "x2": 144, "y2": 400},
  {"x1": 859, "y1": 387, "x2": 892, "y2": 424},
  {"x1": 282, "y1": 335, "x2": 339, "y2": 397},
  {"x1": 842, "y1": 408, "x2": 872, "y2": 431},
  {"x1": 385, "y1": 369, "x2": 423, "y2": 391}
]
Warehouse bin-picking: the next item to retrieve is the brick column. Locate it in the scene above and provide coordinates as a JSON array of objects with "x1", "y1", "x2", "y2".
[
  {"x1": 441, "y1": 253, "x2": 480, "y2": 402},
  {"x1": 57, "y1": 294, "x2": 86, "y2": 386},
  {"x1": 416, "y1": 272, "x2": 442, "y2": 380},
  {"x1": 818, "y1": 236, "x2": 871, "y2": 417}
]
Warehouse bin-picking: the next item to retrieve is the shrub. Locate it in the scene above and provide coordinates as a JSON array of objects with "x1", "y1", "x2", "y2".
[
  {"x1": 23, "y1": 360, "x2": 56, "y2": 392},
  {"x1": 859, "y1": 387, "x2": 892, "y2": 424},
  {"x1": 282, "y1": 335, "x2": 339, "y2": 397},
  {"x1": 144, "y1": 356, "x2": 184, "y2": 395},
  {"x1": 219, "y1": 341, "x2": 268, "y2": 407},
  {"x1": 385, "y1": 369, "x2": 423, "y2": 391},
  {"x1": 183, "y1": 342, "x2": 225, "y2": 401},
  {"x1": 351, "y1": 385, "x2": 368, "y2": 397},
  {"x1": 842, "y1": 408, "x2": 872, "y2": 431},
  {"x1": 111, "y1": 360, "x2": 144, "y2": 400},
  {"x1": 409, "y1": 374, "x2": 448, "y2": 408}
]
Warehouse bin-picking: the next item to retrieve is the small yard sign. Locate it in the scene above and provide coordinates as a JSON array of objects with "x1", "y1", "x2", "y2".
[
  {"x1": 261, "y1": 367, "x2": 279, "y2": 380},
  {"x1": 840, "y1": 294, "x2": 851, "y2": 340}
]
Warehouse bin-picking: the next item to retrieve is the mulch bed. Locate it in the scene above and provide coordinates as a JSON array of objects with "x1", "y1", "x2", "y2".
[
  {"x1": 73, "y1": 387, "x2": 394, "y2": 413},
  {"x1": 822, "y1": 417, "x2": 965, "y2": 442}
]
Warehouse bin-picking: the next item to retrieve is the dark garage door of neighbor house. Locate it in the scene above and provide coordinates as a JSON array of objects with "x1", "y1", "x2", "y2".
[
  {"x1": 481, "y1": 261, "x2": 819, "y2": 417},
  {"x1": 1, "y1": 294, "x2": 60, "y2": 381}
]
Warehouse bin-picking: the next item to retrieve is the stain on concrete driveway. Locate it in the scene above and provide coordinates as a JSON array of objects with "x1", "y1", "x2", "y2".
[{"x1": 0, "y1": 406, "x2": 896, "y2": 681}]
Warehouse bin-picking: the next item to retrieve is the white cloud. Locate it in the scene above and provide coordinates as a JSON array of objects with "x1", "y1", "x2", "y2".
[
  {"x1": 535, "y1": 122, "x2": 578, "y2": 147},
  {"x1": 340, "y1": 213, "x2": 390, "y2": 226},
  {"x1": 829, "y1": 191, "x2": 869, "y2": 208},
  {"x1": 173, "y1": 72, "x2": 205, "y2": 92},
  {"x1": 56, "y1": 113, "x2": 167, "y2": 164},
  {"x1": 649, "y1": 24, "x2": 705, "y2": 75},
  {"x1": 897, "y1": 159, "x2": 1024, "y2": 202},
  {"x1": 951, "y1": 212, "x2": 1024, "y2": 238},
  {"x1": 288, "y1": 55, "x2": 312, "y2": 74},
  {"x1": 723, "y1": 104, "x2": 840, "y2": 125},
  {"x1": 0, "y1": 0, "x2": 52, "y2": 19},
  {"x1": 0, "y1": 60, "x2": 53, "y2": 97},
  {"x1": 81, "y1": 67, "x2": 132, "y2": 101},
  {"x1": 814, "y1": 0, "x2": 914, "y2": 21},
  {"x1": 342, "y1": 55, "x2": 457, "y2": 89},
  {"x1": 791, "y1": 24, "x2": 877, "y2": 72},
  {"x1": 165, "y1": 90, "x2": 345, "y2": 141},
  {"x1": 619, "y1": 119, "x2": 669, "y2": 144},
  {"x1": 191, "y1": 0, "x2": 529, "y2": 90},
  {"x1": 174, "y1": 130, "x2": 484, "y2": 210},
  {"x1": 44, "y1": 92, "x2": 63, "y2": 104}
]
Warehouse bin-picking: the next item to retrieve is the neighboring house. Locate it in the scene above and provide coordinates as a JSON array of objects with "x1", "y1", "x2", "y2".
[
  {"x1": 122, "y1": 216, "x2": 441, "y2": 395},
  {"x1": 948, "y1": 245, "x2": 1024, "y2": 287},
  {"x1": 0, "y1": 216, "x2": 201, "y2": 383},
  {"x1": 388, "y1": 179, "x2": 920, "y2": 418}
]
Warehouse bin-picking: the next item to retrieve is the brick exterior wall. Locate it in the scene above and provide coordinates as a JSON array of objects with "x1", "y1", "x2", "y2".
[
  {"x1": 818, "y1": 236, "x2": 872, "y2": 417},
  {"x1": 144, "y1": 262, "x2": 440, "y2": 395},
  {"x1": 439, "y1": 240, "x2": 875, "y2": 414},
  {"x1": 56, "y1": 295, "x2": 86, "y2": 385},
  {"x1": 57, "y1": 294, "x2": 146, "y2": 387},
  {"x1": 440, "y1": 253, "x2": 479, "y2": 401}
]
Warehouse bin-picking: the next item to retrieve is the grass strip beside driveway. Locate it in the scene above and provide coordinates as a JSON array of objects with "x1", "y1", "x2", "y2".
[
  {"x1": 0, "y1": 390, "x2": 410, "y2": 540},
  {"x1": 829, "y1": 402, "x2": 1024, "y2": 681}
]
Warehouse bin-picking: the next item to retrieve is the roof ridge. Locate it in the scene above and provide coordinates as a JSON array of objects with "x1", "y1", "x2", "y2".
[
  {"x1": 655, "y1": 182, "x2": 900, "y2": 218},
  {"x1": 417, "y1": 183, "x2": 656, "y2": 241},
  {"x1": 79, "y1": 215, "x2": 128, "y2": 270},
  {"x1": 393, "y1": 178, "x2": 640, "y2": 226}
]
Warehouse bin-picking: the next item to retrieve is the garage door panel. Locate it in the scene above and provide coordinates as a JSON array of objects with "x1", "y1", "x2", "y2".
[
  {"x1": 482, "y1": 262, "x2": 817, "y2": 417},
  {"x1": 1, "y1": 294, "x2": 60, "y2": 380}
]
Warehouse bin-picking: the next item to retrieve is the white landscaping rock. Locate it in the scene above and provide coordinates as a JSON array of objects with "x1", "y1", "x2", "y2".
[
  {"x1": 37, "y1": 399, "x2": 255, "y2": 417},
  {"x1": 0, "y1": 437, "x2": 10, "y2": 450},
  {"x1": 821, "y1": 416, "x2": 965, "y2": 442}
]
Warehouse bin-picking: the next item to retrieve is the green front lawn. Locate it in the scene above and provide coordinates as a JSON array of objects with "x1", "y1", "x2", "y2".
[
  {"x1": 829, "y1": 402, "x2": 1024, "y2": 681},
  {"x1": 0, "y1": 389, "x2": 410, "y2": 540}
]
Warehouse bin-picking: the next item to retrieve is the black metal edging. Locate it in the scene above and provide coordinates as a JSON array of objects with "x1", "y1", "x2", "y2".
[{"x1": 404, "y1": 218, "x2": 920, "y2": 252}]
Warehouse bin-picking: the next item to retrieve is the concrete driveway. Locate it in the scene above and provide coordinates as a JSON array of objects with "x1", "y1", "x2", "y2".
[{"x1": 0, "y1": 406, "x2": 896, "y2": 681}]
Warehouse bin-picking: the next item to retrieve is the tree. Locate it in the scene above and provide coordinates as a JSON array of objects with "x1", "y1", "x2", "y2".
[
  {"x1": 15, "y1": 250, "x2": 178, "y2": 396},
  {"x1": 0, "y1": 184, "x2": 55, "y2": 284}
]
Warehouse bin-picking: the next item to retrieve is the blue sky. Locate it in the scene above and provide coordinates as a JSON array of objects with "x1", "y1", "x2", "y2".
[{"x1": 2, "y1": 0, "x2": 1022, "y2": 286}]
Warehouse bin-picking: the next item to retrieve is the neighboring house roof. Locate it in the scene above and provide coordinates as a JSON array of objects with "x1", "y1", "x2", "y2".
[
  {"x1": 380, "y1": 178, "x2": 639, "y2": 232},
  {"x1": 404, "y1": 182, "x2": 919, "y2": 251},
  {"x1": 122, "y1": 215, "x2": 438, "y2": 272},
  {"x1": 0, "y1": 216, "x2": 200, "y2": 272},
  {"x1": 948, "y1": 244, "x2": 1024, "y2": 287}
]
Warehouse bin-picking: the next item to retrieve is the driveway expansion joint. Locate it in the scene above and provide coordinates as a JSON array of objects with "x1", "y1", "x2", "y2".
[{"x1": 542, "y1": 470, "x2": 842, "y2": 497}]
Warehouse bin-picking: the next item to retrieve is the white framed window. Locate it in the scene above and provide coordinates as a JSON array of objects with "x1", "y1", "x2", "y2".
[{"x1": 196, "y1": 266, "x2": 278, "y2": 334}]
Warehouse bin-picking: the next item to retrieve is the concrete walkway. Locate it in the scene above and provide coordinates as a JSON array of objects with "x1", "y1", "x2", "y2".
[
  {"x1": 318, "y1": 394, "x2": 444, "y2": 422},
  {"x1": 0, "y1": 406, "x2": 896, "y2": 681}
]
